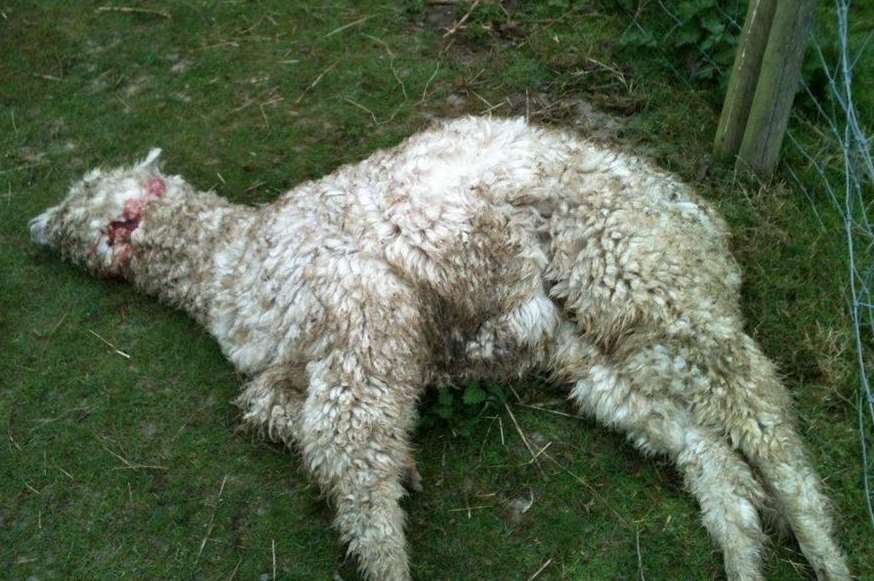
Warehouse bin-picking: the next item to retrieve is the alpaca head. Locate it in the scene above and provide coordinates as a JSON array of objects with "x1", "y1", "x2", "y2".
[{"x1": 30, "y1": 148, "x2": 185, "y2": 276}]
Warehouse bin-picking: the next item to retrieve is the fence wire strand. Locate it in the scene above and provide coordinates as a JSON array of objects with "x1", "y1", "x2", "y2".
[{"x1": 616, "y1": 0, "x2": 874, "y2": 528}]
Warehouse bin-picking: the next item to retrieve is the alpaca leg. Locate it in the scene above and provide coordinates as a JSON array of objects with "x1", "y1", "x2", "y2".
[
  {"x1": 238, "y1": 369, "x2": 412, "y2": 579},
  {"x1": 297, "y1": 355, "x2": 422, "y2": 581},
  {"x1": 554, "y1": 331, "x2": 767, "y2": 580},
  {"x1": 717, "y1": 336, "x2": 850, "y2": 581},
  {"x1": 236, "y1": 364, "x2": 425, "y2": 495}
]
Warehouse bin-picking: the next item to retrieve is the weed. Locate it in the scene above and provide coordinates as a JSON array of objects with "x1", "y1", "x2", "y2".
[
  {"x1": 420, "y1": 381, "x2": 510, "y2": 437},
  {"x1": 612, "y1": 0, "x2": 744, "y2": 87}
]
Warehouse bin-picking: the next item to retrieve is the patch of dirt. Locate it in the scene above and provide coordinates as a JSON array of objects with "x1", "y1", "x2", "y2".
[
  {"x1": 414, "y1": 1, "x2": 514, "y2": 67},
  {"x1": 504, "y1": 93, "x2": 628, "y2": 143},
  {"x1": 430, "y1": 90, "x2": 631, "y2": 151},
  {"x1": 568, "y1": 98, "x2": 628, "y2": 142},
  {"x1": 420, "y1": 2, "x2": 457, "y2": 33},
  {"x1": 410, "y1": 2, "x2": 637, "y2": 148}
]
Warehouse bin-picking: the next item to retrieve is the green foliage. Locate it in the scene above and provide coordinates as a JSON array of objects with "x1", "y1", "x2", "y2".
[
  {"x1": 798, "y1": 39, "x2": 837, "y2": 111},
  {"x1": 420, "y1": 381, "x2": 508, "y2": 437},
  {"x1": 453, "y1": 1, "x2": 510, "y2": 45},
  {"x1": 613, "y1": 0, "x2": 744, "y2": 84},
  {"x1": 401, "y1": 0, "x2": 426, "y2": 16}
]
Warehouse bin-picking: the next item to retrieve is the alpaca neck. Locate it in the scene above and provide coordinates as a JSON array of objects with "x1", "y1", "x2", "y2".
[{"x1": 127, "y1": 191, "x2": 260, "y2": 326}]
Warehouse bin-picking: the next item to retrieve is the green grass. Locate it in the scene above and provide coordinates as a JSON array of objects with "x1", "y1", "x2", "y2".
[{"x1": 2, "y1": 1, "x2": 872, "y2": 579}]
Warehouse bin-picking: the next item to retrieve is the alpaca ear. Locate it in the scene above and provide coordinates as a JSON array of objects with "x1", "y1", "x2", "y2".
[{"x1": 139, "y1": 148, "x2": 162, "y2": 169}]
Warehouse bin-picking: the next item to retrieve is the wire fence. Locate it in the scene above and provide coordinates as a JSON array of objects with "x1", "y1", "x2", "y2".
[{"x1": 615, "y1": 0, "x2": 874, "y2": 528}]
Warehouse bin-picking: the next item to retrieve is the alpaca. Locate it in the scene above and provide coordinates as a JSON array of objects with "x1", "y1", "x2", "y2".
[{"x1": 30, "y1": 116, "x2": 848, "y2": 580}]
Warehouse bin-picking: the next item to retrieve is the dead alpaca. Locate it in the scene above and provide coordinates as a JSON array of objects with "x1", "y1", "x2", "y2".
[{"x1": 30, "y1": 117, "x2": 849, "y2": 580}]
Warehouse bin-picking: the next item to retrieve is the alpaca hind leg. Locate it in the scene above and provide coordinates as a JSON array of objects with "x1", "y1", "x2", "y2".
[
  {"x1": 555, "y1": 333, "x2": 768, "y2": 580},
  {"x1": 719, "y1": 336, "x2": 850, "y2": 580}
]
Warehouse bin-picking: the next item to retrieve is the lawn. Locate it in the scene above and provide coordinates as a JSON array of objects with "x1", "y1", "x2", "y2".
[{"x1": 1, "y1": 1, "x2": 872, "y2": 579}]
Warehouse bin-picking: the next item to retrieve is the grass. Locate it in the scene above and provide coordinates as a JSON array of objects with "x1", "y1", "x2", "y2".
[{"x1": 1, "y1": 1, "x2": 872, "y2": 579}]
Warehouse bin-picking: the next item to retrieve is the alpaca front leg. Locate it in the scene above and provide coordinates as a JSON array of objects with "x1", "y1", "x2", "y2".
[
  {"x1": 331, "y1": 472, "x2": 410, "y2": 581},
  {"x1": 299, "y1": 358, "x2": 421, "y2": 581}
]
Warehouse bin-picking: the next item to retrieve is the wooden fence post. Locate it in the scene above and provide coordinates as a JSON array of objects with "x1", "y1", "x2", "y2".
[
  {"x1": 714, "y1": 0, "x2": 779, "y2": 161},
  {"x1": 736, "y1": 0, "x2": 817, "y2": 176}
]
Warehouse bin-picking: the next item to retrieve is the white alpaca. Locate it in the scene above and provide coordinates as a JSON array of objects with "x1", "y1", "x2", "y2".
[{"x1": 30, "y1": 117, "x2": 849, "y2": 580}]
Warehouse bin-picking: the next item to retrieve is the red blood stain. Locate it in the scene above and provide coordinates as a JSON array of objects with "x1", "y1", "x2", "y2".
[
  {"x1": 146, "y1": 176, "x2": 166, "y2": 198},
  {"x1": 122, "y1": 196, "x2": 146, "y2": 220},
  {"x1": 108, "y1": 197, "x2": 146, "y2": 246},
  {"x1": 107, "y1": 216, "x2": 140, "y2": 246},
  {"x1": 104, "y1": 178, "x2": 165, "y2": 268}
]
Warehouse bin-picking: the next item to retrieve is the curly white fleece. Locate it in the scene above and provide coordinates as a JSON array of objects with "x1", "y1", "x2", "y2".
[{"x1": 31, "y1": 116, "x2": 849, "y2": 581}]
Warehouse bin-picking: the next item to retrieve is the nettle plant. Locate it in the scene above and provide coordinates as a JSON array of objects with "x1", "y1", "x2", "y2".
[
  {"x1": 614, "y1": 0, "x2": 744, "y2": 83},
  {"x1": 420, "y1": 381, "x2": 510, "y2": 437},
  {"x1": 614, "y1": 0, "x2": 833, "y2": 121}
]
